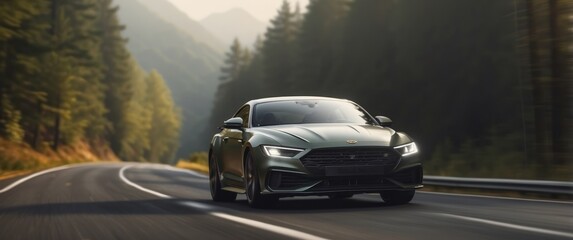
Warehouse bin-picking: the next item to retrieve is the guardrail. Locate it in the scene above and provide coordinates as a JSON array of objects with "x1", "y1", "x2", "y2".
[{"x1": 423, "y1": 176, "x2": 573, "y2": 195}]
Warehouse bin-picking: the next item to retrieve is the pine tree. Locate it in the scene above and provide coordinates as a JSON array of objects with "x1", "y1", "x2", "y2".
[
  {"x1": 527, "y1": 0, "x2": 573, "y2": 166},
  {"x1": 292, "y1": 0, "x2": 349, "y2": 92},
  {"x1": 262, "y1": 0, "x2": 300, "y2": 95},
  {"x1": 327, "y1": 0, "x2": 396, "y2": 100},
  {"x1": 0, "y1": 0, "x2": 50, "y2": 148},
  {"x1": 0, "y1": 0, "x2": 183, "y2": 165},
  {"x1": 98, "y1": 0, "x2": 138, "y2": 158},
  {"x1": 219, "y1": 38, "x2": 246, "y2": 82},
  {"x1": 145, "y1": 70, "x2": 180, "y2": 163},
  {"x1": 61, "y1": 0, "x2": 108, "y2": 143}
]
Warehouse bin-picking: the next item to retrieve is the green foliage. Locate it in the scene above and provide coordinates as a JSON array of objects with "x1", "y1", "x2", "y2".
[
  {"x1": 0, "y1": 95, "x2": 23, "y2": 142},
  {"x1": 113, "y1": 0, "x2": 222, "y2": 157},
  {"x1": 262, "y1": 0, "x2": 301, "y2": 95},
  {"x1": 292, "y1": 0, "x2": 349, "y2": 92},
  {"x1": 428, "y1": 128, "x2": 528, "y2": 178},
  {"x1": 208, "y1": 0, "x2": 572, "y2": 180},
  {"x1": 144, "y1": 70, "x2": 181, "y2": 163},
  {"x1": 0, "y1": 0, "x2": 181, "y2": 165},
  {"x1": 220, "y1": 38, "x2": 249, "y2": 82}
]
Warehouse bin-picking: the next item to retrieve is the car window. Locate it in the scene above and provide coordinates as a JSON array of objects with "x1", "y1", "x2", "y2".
[
  {"x1": 234, "y1": 105, "x2": 250, "y2": 128},
  {"x1": 252, "y1": 100, "x2": 376, "y2": 127}
]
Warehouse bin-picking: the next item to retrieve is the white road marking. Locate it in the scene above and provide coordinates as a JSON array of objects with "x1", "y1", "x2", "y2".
[
  {"x1": 180, "y1": 201, "x2": 213, "y2": 210},
  {"x1": 211, "y1": 212, "x2": 328, "y2": 240},
  {"x1": 0, "y1": 165, "x2": 71, "y2": 194},
  {"x1": 119, "y1": 165, "x2": 328, "y2": 240},
  {"x1": 119, "y1": 165, "x2": 172, "y2": 199},
  {"x1": 436, "y1": 213, "x2": 573, "y2": 238},
  {"x1": 420, "y1": 191, "x2": 573, "y2": 205}
]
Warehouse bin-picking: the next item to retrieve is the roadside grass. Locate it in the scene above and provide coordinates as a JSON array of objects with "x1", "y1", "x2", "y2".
[
  {"x1": 0, "y1": 138, "x2": 119, "y2": 179},
  {"x1": 176, "y1": 152, "x2": 208, "y2": 174},
  {"x1": 176, "y1": 161, "x2": 208, "y2": 174}
]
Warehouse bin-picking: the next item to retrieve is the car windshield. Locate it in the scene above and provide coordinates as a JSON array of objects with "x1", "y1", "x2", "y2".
[{"x1": 252, "y1": 100, "x2": 377, "y2": 127}]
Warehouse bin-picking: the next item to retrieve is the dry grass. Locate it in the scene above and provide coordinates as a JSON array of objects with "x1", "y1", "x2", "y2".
[
  {"x1": 176, "y1": 151, "x2": 208, "y2": 174},
  {"x1": 176, "y1": 160, "x2": 208, "y2": 174},
  {"x1": 0, "y1": 138, "x2": 119, "y2": 179}
]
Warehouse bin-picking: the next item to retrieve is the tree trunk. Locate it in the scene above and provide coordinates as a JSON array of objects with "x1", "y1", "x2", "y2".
[
  {"x1": 527, "y1": 0, "x2": 554, "y2": 171},
  {"x1": 50, "y1": 0, "x2": 59, "y2": 151},
  {"x1": 32, "y1": 100, "x2": 43, "y2": 149},
  {"x1": 549, "y1": 0, "x2": 572, "y2": 164},
  {"x1": 52, "y1": 96, "x2": 61, "y2": 150}
]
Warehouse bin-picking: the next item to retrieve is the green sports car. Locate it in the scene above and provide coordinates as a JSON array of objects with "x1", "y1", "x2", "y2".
[{"x1": 209, "y1": 96, "x2": 423, "y2": 208}]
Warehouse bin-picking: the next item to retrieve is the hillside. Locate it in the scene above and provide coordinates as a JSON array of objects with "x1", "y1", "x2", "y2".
[
  {"x1": 114, "y1": 0, "x2": 223, "y2": 156},
  {"x1": 201, "y1": 8, "x2": 267, "y2": 47},
  {"x1": 134, "y1": 0, "x2": 226, "y2": 53}
]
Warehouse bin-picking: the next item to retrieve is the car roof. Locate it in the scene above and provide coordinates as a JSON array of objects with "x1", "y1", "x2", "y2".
[{"x1": 246, "y1": 96, "x2": 352, "y2": 105}]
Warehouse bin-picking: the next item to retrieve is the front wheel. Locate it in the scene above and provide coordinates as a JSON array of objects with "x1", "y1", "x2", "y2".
[
  {"x1": 380, "y1": 190, "x2": 415, "y2": 205},
  {"x1": 245, "y1": 152, "x2": 278, "y2": 208},
  {"x1": 209, "y1": 155, "x2": 237, "y2": 202}
]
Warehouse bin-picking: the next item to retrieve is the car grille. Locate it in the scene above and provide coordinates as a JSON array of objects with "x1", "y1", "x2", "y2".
[
  {"x1": 309, "y1": 175, "x2": 398, "y2": 191},
  {"x1": 300, "y1": 147, "x2": 401, "y2": 175}
]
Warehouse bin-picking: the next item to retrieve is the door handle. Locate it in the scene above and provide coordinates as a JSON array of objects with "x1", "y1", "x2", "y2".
[{"x1": 223, "y1": 137, "x2": 229, "y2": 142}]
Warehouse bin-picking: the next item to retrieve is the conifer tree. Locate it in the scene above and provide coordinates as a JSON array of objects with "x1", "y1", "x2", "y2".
[
  {"x1": 262, "y1": 0, "x2": 299, "y2": 94},
  {"x1": 292, "y1": 0, "x2": 349, "y2": 92},
  {"x1": 98, "y1": 0, "x2": 138, "y2": 158},
  {"x1": 219, "y1": 38, "x2": 245, "y2": 82},
  {"x1": 145, "y1": 70, "x2": 180, "y2": 163}
]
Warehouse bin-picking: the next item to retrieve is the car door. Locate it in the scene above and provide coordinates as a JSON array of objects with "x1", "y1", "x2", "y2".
[{"x1": 221, "y1": 105, "x2": 250, "y2": 185}]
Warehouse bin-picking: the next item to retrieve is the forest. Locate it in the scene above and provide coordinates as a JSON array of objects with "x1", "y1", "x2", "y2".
[
  {"x1": 208, "y1": 0, "x2": 572, "y2": 180},
  {"x1": 0, "y1": 0, "x2": 570, "y2": 180},
  {"x1": 0, "y1": 0, "x2": 181, "y2": 169}
]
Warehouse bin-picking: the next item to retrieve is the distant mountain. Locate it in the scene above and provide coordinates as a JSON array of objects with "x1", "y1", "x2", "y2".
[
  {"x1": 134, "y1": 0, "x2": 226, "y2": 53},
  {"x1": 201, "y1": 8, "x2": 267, "y2": 48},
  {"x1": 114, "y1": 0, "x2": 223, "y2": 156}
]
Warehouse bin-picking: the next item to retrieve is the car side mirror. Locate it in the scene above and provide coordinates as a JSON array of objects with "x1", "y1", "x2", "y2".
[
  {"x1": 375, "y1": 116, "x2": 392, "y2": 127},
  {"x1": 223, "y1": 117, "x2": 243, "y2": 129}
]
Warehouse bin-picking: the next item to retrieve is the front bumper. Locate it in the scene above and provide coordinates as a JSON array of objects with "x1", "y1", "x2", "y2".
[{"x1": 252, "y1": 146, "x2": 423, "y2": 196}]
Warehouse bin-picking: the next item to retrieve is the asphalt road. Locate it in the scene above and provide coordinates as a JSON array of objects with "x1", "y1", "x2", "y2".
[{"x1": 0, "y1": 163, "x2": 571, "y2": 240}]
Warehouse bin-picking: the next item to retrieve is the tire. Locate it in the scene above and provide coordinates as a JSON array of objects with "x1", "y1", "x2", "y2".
[
  {"x1": 380, "y1": 190, "x2": 415, "y2": 205},
  {"x1": 209, "y1": 154, "x2": 237, "y2": 202},
  {"x1": 245, "y1": 151, "x2": 278, "y2": 208},
  {"x1": 328, "y1": 193, "x2": 353, "y2": 200}
]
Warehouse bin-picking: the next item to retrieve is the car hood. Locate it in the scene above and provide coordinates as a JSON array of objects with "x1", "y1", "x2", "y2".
[{"x1": 254, "y1": 124, "x2": 396, "y2": 148}]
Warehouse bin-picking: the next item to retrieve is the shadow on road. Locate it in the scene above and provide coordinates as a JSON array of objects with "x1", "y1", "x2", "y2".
[
  {"x1": 0, "y1": 198, "x2": 205, "y2": 216},
  {"x1": 0, "y1": 196, "x2": 425, "y2": 216},
  {"x1": 196, "y1": 196, "x2": 425, "y2": 215}
]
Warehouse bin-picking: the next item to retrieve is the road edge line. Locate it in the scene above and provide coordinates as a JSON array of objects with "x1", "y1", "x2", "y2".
[
  {"x1": 211, "y1": 212, "x2": 328, "y2": 240},
  {"x1": 0, "y1": 165, "x2": 71, "y2": 194},
  {"x1": 119, "y1": 165, "x2": 329, "y2": 240},
  {"x1": 435, "y1": 213, "x2": 573, "y2": 238},
  {"x1": 118, "y1": 165, "x2": 172, "y2": 199}
]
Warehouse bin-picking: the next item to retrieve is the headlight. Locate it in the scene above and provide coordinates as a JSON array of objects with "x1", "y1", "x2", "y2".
[
  {"x1": 394, "y1": 142, "x2": 418, "y2": 156},
  {"x1": 263, "y1": 146, "x2": 304, "y2": 158}
]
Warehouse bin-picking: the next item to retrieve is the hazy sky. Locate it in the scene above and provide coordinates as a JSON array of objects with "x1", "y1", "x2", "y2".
[{"x1": 166, "y1": 0, "x2": 310, "y2": 23}]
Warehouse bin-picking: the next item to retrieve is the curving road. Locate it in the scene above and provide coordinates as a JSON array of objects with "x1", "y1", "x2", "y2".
[{"x1": 0, "y1": 163, "x2": 571, "y2": 240}]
